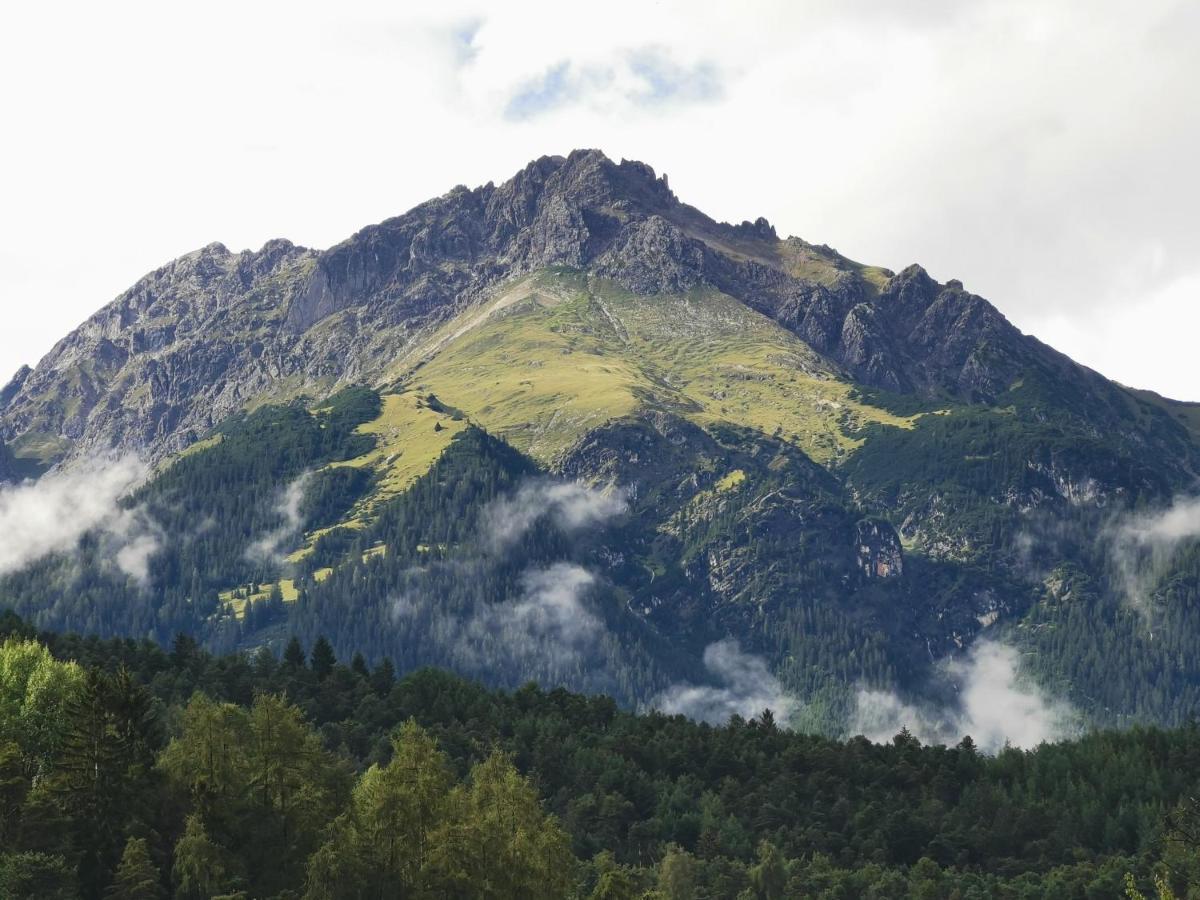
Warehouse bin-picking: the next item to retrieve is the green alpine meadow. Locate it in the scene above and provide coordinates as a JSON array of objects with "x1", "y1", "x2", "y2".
[{"x1": 2, "y1": 149, "x2": 1198, "y2": 897}]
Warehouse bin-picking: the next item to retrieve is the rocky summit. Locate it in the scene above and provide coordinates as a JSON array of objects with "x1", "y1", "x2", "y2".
[
  {"x1": 2, "y1": 150, "x2": 1200, "y2": 737},
  {"x1": 5, "y1": 149, "x2": 1179, "y2": 471}
]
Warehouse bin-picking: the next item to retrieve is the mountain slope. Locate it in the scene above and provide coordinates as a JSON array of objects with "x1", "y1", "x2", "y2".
[
  {"x1": 1, "y1": 150, "x2": 1199, "y2": 734},
  {"x1": 7, "y1": 149, "x2": 1189, "y2": 478}
]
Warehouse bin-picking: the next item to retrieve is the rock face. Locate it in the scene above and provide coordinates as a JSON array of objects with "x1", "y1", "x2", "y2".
[
  {"x1": 855, "y1": 519, "x2": 904, "y2": 579},
  {"x1": 0, "y1": 148, "x2": 1181, "y2": 470}
]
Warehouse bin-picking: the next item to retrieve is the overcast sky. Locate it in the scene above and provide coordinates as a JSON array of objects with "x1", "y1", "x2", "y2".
[{"x1": 1, "y1": 0, "x2": 1196, "y2": 400}]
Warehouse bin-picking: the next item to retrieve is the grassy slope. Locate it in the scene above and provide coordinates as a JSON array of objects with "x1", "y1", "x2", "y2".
[
  {"x1": 216, "y1": 392, "x2": 462, "y2": 615},
  {"x1": 393, "y1": 269, "x2": 917, "y2": 467},
  {"x1": 326, "y1": 391, "x2": 468, "y2": 508},
  {"x1": 212, "y1": 269, "x2": 917, "y2": 615}
]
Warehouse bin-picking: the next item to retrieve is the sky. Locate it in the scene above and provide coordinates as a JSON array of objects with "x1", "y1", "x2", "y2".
[{"x1": 1, "y1": 0, "x2": 1197, "y2": 400}]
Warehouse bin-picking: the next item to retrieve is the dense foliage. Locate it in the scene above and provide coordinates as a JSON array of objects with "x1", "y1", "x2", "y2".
[
  {"x1": 1, "y1": 613, "x2": 1198, "y2": 898},
  {"x1": 0, "y1": 388, "x2": 380, "y2": 643},
  {"x1": 3, "y1": 383, "x2": 1200, "y2": 740}
]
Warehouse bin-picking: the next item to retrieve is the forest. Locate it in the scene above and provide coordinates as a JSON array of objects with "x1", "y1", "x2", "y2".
[
  {"x1": 1, "y1": 611, "x2": 1198, "y2": 899},
  {"x1": 4, "y1": 384, "x2": 1200, "y2": 739}
]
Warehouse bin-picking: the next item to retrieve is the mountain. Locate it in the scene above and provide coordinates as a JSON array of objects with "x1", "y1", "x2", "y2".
[{"x1": 2, "y1": 149, "x2": 1199, "y2": 733}]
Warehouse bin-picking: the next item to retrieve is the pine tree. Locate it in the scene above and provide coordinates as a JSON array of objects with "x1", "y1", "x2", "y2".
[
  {"x1": 0, "y1": 851, "x2": 76, "y2": 900},
  {"x1": 283, "y1": 637, "x2": 307, "y2": 669},
  {"x1": 369, "y1": 658, "x2": 395, "y2": 695},
  {"x1": 54, "y1": 669, "x2": 126, "y2": 897},
  {"x1": 311, "y1": 637, "x2": 336, "y2": 679},
  {"x1": 104, "y1": 838, "x2": 162, "y2": 900}
]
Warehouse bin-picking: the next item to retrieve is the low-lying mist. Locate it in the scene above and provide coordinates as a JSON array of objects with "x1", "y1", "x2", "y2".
[
  {"x1": 852, "y1": 639, "x2": 1076, "y2": 752},
  {"x1": 0, "y1": 456, "x2": 160, "y2": 584}
]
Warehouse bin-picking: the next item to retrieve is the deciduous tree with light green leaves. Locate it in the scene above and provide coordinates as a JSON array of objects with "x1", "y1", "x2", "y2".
[
  {"x1": 161, "y1": 692, "x2": 350, "y2": 898},
  {"x1": 427, "y1": 750, "x2": 577, "y2": 899},
  {"x1": 172, "y1": 814, "x2": 235, "y2": 900},
  {"x1": 305, "y1": 721, "x2": 575, "y2": 900},
  {"x1": 0, "y1": 638, "x2": 83, "y2": 776}
]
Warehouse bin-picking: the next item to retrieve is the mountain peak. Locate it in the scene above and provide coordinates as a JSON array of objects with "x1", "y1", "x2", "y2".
[{"x1": 0, "y1": 150, "x2": 1169, "y2": 473}]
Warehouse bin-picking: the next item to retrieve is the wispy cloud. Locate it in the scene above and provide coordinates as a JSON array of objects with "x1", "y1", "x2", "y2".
[
  {"x1": 481, "y1": 479, "x2": 626, "y2": 551},
  {"x1": 852, "y1": 639, "x2": 1076, "y2": 752},
  {"x1": 465, "y1": 563, "x2": 602, "y2": 666},
  {"x1": 245, "y1": 473, "x2": 310, "y2": 567},
  {"x1": 388, "y1": 561, "x2": 608, "y2": 680},
  {"x1": 0, "y1": 457, "x2": 160, "y2": 583},
  {"x1": 379, "y1": 474, "x2": 638, "y2": 691},
  {"x1": 505, "y1": 62, "x2": 576, "y2": 120},
  {"x1": 1107, "y1": 494, "x2": 1200, "y2": 618},
  {"x1": 651, "y1": 638, "x2": 798, "y2": 725},
  {"x1": 503, "y1": 48, "x2": 723, "y2": 120}
]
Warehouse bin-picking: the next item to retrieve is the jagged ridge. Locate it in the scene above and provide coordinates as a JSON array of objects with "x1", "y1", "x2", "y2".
[{"x1": 2, "y1": 148, "x2": 1168, "y2": 475}]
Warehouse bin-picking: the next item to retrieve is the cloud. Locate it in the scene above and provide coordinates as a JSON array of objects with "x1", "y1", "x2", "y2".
[
  {"x1": 1114, "y1": 494, "x2": 1200, "y2": 545},
  {"x1": 651, "y1": 638, "x2": 798, "y2": 725},
  {"x1": 105, "y1": 508, "x2": 165, "y2": 586},
  {"x1": 385, "y1": 479, "x2": 625, "y2": 684},
  {"x1": 503, "y1": 49, "x2": 722, "y2": 120},
  {"x1": 388, "y1": 561, "x2": 607, "y2": 679},
  {"x1": 245, "y1": 474, "x2": 310, "y2": 567},
  {"x1": 465, "y1": 563, "x2": 602, "y2": 665},
  {"x1": 851, "y1": 639, "x2": 1075, "y2": 752},
  {"x1": 505, "y1": 62, "x2": 575, "y2": 120},
  {"x1": 0, "y1": 457, "x2": 160, "y2": 582},
  {"x1": 626, "y1": 49, "x2": 722, "y2": 106},
  {"x1": 1107, "y1": 494, "x2": 1200, "y2": 618},
  {"x1": 481, "y1": 480, "x2": 626, "y2": 551},
  {"x1": 113, "y1": 531, "x2": 162, "y2": 584}
]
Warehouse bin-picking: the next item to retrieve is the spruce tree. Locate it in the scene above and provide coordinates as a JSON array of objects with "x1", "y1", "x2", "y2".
[
  {"x1": 283, "y1": 637, "x2": 307, "y2": 668},
  {"x1": 104, "y1": 838, "x2": 162, "y2": 900},
  {"x1": 311, "y1": 637, "x2": 336, "y2": 679}
]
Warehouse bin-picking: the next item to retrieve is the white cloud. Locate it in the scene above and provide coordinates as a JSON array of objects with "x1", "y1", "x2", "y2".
[
  {"x1": 481, "y1": 480, "x2": 626, "y2": 551},
  {"x1": 245, "y1": 474, "x2": 310, "y2": 567},
  {"x1": 852, "y1": 639, "x2": 1076, "y2": 752},
  {"x1": 113, "y1": 530, "x2": 162, "y2": 585},
  {"x1": 465, "y1": 563, "x2": 602, "y2": 666},
  {"x1": 0, "y1": 457, "x2": 160, "y2": 582},
  {"x1": 1, "y1": 1, "x2": 1196, "y2": 398},
  {"x1": 1107, "y1": 494, "x2": 1200, "y2": 618},
  {"x1": 388, "y1": 562, "x2": 605, "y2": 673},
  {"x1": 651, "y1": 638, "x2": 798, "y2": 725}
]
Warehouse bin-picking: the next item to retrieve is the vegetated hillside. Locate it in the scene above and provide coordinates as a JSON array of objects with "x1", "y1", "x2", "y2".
[
  {"x1": 1, "y1": 150, "x2": 1199, "y2": 736},
  {"x1": 2, "y1": 614, "x2": 1198, "y2": 899}
]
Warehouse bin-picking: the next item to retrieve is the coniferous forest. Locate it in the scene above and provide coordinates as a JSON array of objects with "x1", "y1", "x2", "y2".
[{"x1": 2, "y1": 611, "x2": 1200, "y2": 899}]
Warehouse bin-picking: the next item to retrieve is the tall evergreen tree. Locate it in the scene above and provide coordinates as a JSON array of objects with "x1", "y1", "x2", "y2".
[
  {"x1": 310, "y1": 637, "x2": 336, "y2": 680},
  {"x1": 104, "y1": 838, "x2": 162, "y2": 900},
  {"x1": 283, "y1": 638, "x2": 307, "y2": 669}
]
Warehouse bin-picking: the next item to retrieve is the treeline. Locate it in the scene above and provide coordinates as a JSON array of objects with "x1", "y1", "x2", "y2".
[
  {"x1": 0, "y1": 387, "x2": 382, "y2": 645},
  {"x1": 1, "y1": 612, "x2": 1197, "y2": 898}
]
